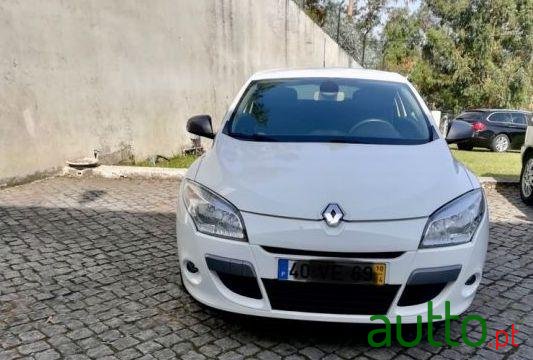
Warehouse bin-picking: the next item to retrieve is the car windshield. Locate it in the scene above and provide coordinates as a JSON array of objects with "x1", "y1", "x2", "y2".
[{"x1": 225, "y1": 78, "x2": 432, "y2": 144}]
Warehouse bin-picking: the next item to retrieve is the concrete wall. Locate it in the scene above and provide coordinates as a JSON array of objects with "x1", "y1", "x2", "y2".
[{"x1": 0, "y1": 0, "x2": 356, "y2": 186}]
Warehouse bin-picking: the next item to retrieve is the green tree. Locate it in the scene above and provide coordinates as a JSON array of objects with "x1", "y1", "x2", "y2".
[
  {"x1": 296, "y1": 0, "x2": 389, "y2": 68},
  {"x1": 381, "y1": 8, "x2": 422, "y2": 74},
  {"x1": 301, "y1": 0, "x2": 328, "y2": 26},
  {"x1": 357, "y1": 0, "x2": 388, "y2": 67},
  {"x1": 383, "y1": 0, "x2": 532, "y2": 112}
]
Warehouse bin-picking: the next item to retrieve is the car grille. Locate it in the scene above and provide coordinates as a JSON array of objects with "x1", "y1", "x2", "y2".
[
  {"x1": 261, "y1": 246, "x2": 405, "y2": 259},
  {"x1": 262, "y1": 279, "x2": 400, "y2": 315}
]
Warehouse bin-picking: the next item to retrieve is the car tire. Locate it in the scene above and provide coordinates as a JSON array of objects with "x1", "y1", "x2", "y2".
[
  {"x1": 457, "y1": 143, "x2": 474, "y2": 151},
  {"x1": 178, "y1": 266, "x2": 191, "y2": 294},
  {"x1": 520, "y1": 154, "x2": 533, "y2": 205},
  {"x1": 490, "y1": 134, "x2": 510, "y2": 152}
]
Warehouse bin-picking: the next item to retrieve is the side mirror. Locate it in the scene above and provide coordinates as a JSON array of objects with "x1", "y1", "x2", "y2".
[
  {"x1": 187, "y1": 115, "x2": 215, "y2": 139},
  {"x1": 446, "y1": 120, "x2": 474, "y2": 144}
]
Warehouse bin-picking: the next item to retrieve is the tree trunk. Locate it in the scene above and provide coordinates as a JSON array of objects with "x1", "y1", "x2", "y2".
[{"x1": 347, "y1": 0, "x2": 355, "y2": 18}]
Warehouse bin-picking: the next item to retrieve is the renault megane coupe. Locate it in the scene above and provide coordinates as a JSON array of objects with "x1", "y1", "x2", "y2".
[{"x1": 176, "y1": 68, "x2": 488, "y2": 323}]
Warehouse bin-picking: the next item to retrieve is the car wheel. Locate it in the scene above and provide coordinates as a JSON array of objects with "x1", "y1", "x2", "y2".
[
  {"x1": 457, "y1": 143, "x2": 474, "y2": 151},
  {"x1": 490, "y1": 134, "x2": 510, "y2": 152},
  {"x1": 520, "y1": 155, "x2": 533, "y2": 205}
]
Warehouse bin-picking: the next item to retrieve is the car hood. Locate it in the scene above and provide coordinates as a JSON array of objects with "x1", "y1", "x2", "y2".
[{"x1": 194, "y1": 134, "x2": 474, "y2": 221}]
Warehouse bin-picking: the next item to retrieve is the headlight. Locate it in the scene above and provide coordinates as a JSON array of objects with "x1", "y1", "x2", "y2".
[
  {"x1": 420, "y1": 189, "x2": 485, "y2": 248},
  {"x1": 182, "y1": 180, "x2": 246, "y2": 241}
]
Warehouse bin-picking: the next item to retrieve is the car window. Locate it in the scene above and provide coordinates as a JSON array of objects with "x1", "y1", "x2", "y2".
[
  {"x1": 226, "y1": 78, "x2": 431, "y2": 145},
  {"x1": 455, "y1": 112, "x2": 483, "y2": 121},
  {"x1": 489, "y1": 112, "x2": 512, "y2": 123},
  {"x1": 511, "y1": 113, "x2": 527, "y2": 125}
]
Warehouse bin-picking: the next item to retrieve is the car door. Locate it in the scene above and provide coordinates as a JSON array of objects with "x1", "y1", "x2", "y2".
[
  {"x1": 509, "y1": 112, "x2": 528, "y2": 148},
  {"x1": 483, "y1": 111, "x2": 511, "y2": 142},
  {"x1": 524, "y1": 114, "x2": 533, "y2": 151},
  {"x1": 486, "y1": 111, "x2": 511, "y2": 139}
]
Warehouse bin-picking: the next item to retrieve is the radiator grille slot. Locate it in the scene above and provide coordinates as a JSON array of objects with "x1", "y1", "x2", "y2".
[{"x1": 262, "y1": 279, "x2": 400, "y2": 315}]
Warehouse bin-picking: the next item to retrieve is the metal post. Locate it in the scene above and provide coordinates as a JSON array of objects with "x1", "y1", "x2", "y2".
[
  {"x1": 323, "y1": 37, "x2": 326, "y2": 67},
  {"x1": 336, "y1": 2, "x2": 343, "y2": 42}
]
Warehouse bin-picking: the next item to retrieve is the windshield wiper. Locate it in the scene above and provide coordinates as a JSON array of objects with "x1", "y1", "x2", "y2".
[
  {"x1": 233, "y1": 134, "x2": 280, "y2": 142},
  {"x1": 325, "y1": 138, "x2": 363, "y2": 144}
]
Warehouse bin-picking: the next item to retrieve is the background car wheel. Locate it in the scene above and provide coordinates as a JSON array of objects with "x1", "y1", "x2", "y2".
[
  {"x1": 457, "y1": 143, "x2": 474, "y2": 151},
  {"x1": 521, "y1": 155, "x2": 533, "y2": 205},
  {"x1": 490, "y1": 134, "x2": 510, "y2": 152}
]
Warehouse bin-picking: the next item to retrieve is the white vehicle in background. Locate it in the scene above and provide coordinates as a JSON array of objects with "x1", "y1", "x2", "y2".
[
  {"x1": 520, "y1": 115, "x2": 533, "y2": 204},
  {"x1": 176, "y1": 68, "x2": 488, "y2": 323}
]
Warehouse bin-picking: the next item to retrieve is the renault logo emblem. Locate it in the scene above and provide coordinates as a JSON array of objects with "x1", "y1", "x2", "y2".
[{"x1": 322, "y1": 204, "x2": 344, "y2": 227}]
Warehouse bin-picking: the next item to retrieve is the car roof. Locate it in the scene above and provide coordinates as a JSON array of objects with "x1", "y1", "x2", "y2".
[
  {"x1": 467, "y1": 109, "x2": 531, "y2": 114},
  {"x1": 250, "y1": 67, "x2": 408, "y2": 84}
]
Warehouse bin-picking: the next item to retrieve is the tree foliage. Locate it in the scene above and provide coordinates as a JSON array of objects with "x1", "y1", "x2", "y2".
[
  {"x1": 299, "y1": 1, "x2": 387, "y2": 67},
  {"x1": 382, "y1": 0, "x2": 532, "y2": 112},
  {"x1": 297, "y1": 0, "x2": 532, "y2": 112},
  {"x1": 357, "y1": 0, "x2": 388, "y2": 67},
  {"x1": 300, "y1": 0, "x2": 328, "y2": 26}
]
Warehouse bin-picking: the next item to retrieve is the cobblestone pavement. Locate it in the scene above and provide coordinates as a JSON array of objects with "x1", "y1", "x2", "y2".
[{"x1": 1, "y1": 177, "x2": 531, "y2": 360}]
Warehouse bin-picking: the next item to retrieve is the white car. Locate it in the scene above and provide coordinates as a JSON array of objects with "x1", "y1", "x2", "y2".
[
  {"x1": 176, "y1": 68, "x2": 488, "y2": 323},
  {"x1": 521, "y1": 115, "x2": 533, "y2": 204}
]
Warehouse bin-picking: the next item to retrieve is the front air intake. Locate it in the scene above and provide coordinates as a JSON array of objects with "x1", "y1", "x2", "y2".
[{"x1": 262, "y1": 279, "x2": 400, "y2": 315}]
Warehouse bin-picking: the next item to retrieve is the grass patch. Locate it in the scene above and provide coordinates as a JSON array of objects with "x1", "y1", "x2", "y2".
[
  {"x1": 134, "y1": 154, "x2": 199, "y2": 168},
  {"x1": 449, "y1": 145, "x2": 521, "y2": 180},
  {"x1": 131, "y1": 147, "x2": 521, "y2": 179}
]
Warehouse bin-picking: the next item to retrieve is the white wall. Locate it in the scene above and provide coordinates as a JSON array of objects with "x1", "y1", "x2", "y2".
[{"x1": 0, "y1": 0, "x2": 355, "y2": 185}]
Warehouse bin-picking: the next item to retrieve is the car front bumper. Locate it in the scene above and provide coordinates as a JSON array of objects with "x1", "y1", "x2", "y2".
[{"x1": 176, "y1": 195, "x2": 489, "y2": 324}]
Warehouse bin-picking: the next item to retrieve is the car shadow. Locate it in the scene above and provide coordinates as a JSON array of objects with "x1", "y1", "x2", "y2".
[{"x1": 211, "y1": 309, "x2": 445, "y2": 346}]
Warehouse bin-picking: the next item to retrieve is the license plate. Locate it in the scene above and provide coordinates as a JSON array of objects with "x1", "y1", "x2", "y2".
[{"x1": 277, "y1": 259, "x2": 386, "y2": 285}]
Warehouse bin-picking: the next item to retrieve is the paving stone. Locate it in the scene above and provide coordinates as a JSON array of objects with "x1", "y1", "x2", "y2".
[
  {"x1": 0, "y1": 178, "x2": 531, "y2": 360},
  {"x1": 19, "y1": 330, "x2": 45, "y2": 343},
  {"x1": 34, "y1": 349, "x2": 61, "y2": 360},
  {"x1": 218, "y1": 351, "x2": 243, "y2": 360},
  {"x1": 155, "y1": 333, "x2": 182, "y2": 348},
  {"x1": 111, "y1": 336, "x2": 139, "y2": 351},
  {"x1": 0, "y1": 349, "x2": 20, "y2": 360},
  {"x1": 256, "y1": 350, "x2": 281, "y2": 360},
  {"x1": 237, "y1": 343, "x2": 261, "y2": 356},
  {"x1": 153, "y1": 348, "x2": 176, "y2": 360},
  {"x1": 17, "y1": 340, "x2": 50, "y2": 355},
  {"x1": 137, "y1": 341, "x2": 163, "y2": 354},
  {"x1": 299, "y1": 346, "x2": 324, "y2": 359},
  {"x1": 67, "y1": 328, "x2": 94, "y2": 341},
  {"x1": 1, "y1": 335, "x2": 22, "y2": 349},
  {"x1": 87, "y1": 344, "x2": 114, "y2": 358}
]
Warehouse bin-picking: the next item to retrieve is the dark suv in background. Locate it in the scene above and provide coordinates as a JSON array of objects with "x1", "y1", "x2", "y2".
[
  {"x1": 451, "y1": 109, "x2": 530, "y2": 152},
  {"x1": 521, "y1": 116, "x2": 533, "y2": 204}
]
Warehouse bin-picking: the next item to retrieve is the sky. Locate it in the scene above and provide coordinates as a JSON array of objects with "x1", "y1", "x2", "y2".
[
  {"x1": 391, "y1": 0, "x2": 421, "y2": 12},
  {"x1": 385, "y1": 0, "x2": 421, "y2": 19}
]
